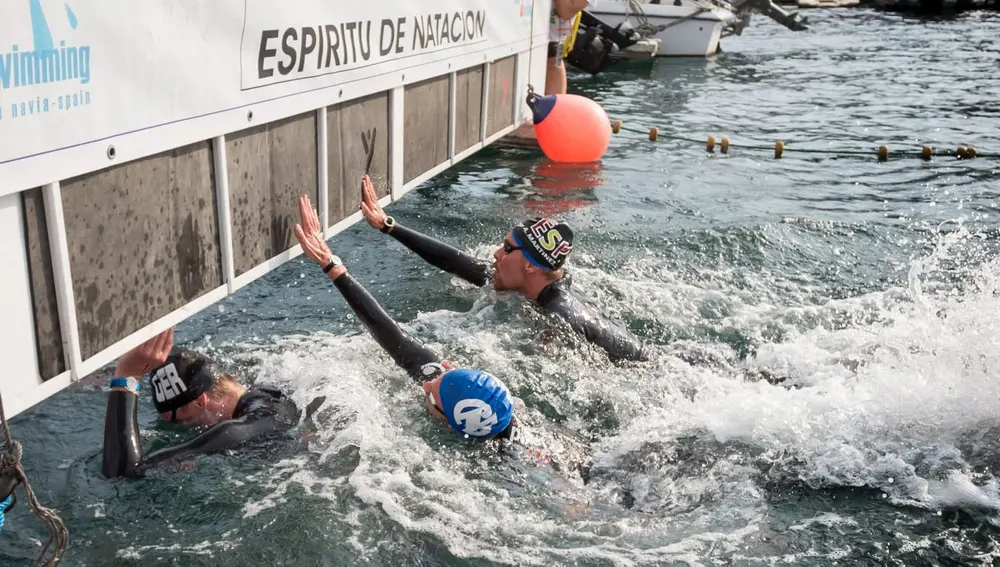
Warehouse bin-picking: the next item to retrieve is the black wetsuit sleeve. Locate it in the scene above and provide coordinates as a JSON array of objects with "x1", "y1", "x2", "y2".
[
  {"x1": 386, "y1": 222, "x2": 491, "y2": 287},
  {"x1": 542, "y1": 289, "x2": 647, "y2": 363},
  {"x1": 102, "y1": 390, "x2": 143, "y2": 478},
  {"x1": 102, "y1": 390, "x2": 296, "y2": 478},
  {"x1": 333, "y1": 271, "x2": 443, "y2": 381},
  {"x1": 139, "y1": 417, "x2": 285, "y2": 469}
]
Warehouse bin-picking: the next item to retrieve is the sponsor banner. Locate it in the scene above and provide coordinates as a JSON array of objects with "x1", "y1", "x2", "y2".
[{"x1": 0, "y1": 0, "x2": 536, "y2": 192}]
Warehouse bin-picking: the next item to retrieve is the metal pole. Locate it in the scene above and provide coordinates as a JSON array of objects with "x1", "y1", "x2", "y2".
[
  {"x1": 212, "y1": 136, "x2": 236, "y2": 294},
  {"x1": 41, "y1": 182, "x2": 83, "y2": 381}
]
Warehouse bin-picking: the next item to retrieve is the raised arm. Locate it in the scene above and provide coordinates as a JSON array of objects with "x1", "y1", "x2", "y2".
[
  {"x1": 102, "y1": 329, "x2": 174, "y2": 478},
  {"x1": 295, "y1": 194, "x2": 443, "y2": 381},
  {"x1": 359, "y1": 176, "x2": 490, "y2": 287}
]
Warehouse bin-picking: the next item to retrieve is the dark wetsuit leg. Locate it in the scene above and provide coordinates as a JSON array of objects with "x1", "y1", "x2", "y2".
[{"x1": 386, "y1": 223, "x2": 491, "y2": 287}]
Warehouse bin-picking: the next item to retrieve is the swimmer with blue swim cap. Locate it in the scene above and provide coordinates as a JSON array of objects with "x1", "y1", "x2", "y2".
[
  {"x1": 426, "y1": 368, "x2": 514, "y2": 439},
  {"x1": 295, "y1": 194, "x2": 517, "y2": 441}
]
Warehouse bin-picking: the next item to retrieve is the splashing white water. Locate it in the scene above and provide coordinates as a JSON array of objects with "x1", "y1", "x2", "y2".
[{"x1": 214, "y1": 222, "x2": 1000, "y2": 565}]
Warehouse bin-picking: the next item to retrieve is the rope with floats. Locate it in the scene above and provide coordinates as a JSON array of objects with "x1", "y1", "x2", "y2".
[
  {"x1": 0, "y1": 388, "x2": 69, "y2": 566},
  {"x1": 609, "y1": 119, "x2": 994, "y2": 161}
]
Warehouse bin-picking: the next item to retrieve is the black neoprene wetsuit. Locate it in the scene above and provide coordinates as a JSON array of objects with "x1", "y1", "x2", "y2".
[
  {"x1": 382, "y1": 222, "x2": 647, "y2": 363},
  {"x1": 333, "y1": 272, "x2": 521, "y2": 441},
  {"x1": 102, "y1": 386, "x2": 300, "y2": 478}
]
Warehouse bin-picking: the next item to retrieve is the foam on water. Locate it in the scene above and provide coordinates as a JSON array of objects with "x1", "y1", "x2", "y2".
[{"x1": 215, "y1": 217, "x2": 1000, "y2": 564}]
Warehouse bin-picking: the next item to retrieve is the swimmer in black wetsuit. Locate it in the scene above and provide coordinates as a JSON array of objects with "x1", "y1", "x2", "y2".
[
  {"x1": 296, "y1": 194, "x2": 592, "y2": 477},
  {"x1": 294, "y1": 194, "x2": 518, "y2": 442},
  {"x1": 101, "y1": 328, "x2": 305, "y2": 478},
  {"x1": 358, "y1": 175, "x2": 646, "y2": 363}
]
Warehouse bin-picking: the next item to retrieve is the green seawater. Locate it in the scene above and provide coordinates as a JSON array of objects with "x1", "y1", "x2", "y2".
[{"x1": 4, "y1": 8, "x2": 1000, "y2": 566}]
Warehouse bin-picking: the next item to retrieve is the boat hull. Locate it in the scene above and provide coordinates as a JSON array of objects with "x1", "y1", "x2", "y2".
[{"x1": 590, "y1": 1, "x2": 733, "y2": 57}]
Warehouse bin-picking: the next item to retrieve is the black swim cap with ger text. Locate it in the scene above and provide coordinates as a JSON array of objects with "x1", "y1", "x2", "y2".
[{"x1": 148, "y1": 348, "x2": 222, "y2": 414}]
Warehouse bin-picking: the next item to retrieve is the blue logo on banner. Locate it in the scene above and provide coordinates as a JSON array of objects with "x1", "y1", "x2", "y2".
[{"x1": 0, "y1": 0, "x2": 93, "y2": 121}]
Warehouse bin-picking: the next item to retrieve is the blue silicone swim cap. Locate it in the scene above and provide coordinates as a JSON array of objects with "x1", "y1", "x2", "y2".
[{"x1": 437, "y1": 369, "x2": 514, "y2": 439}]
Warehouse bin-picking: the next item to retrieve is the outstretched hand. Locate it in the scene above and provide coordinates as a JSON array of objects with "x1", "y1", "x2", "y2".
[
  {"x1": 114, "y1": 328, "x2": 173, "y2": 379},
  {"x1": 294, "y1": 195, "x2": 334, "y2": 266},
  {"x1": 359, "y1": 175, "x2": 388, "y2": 230}
]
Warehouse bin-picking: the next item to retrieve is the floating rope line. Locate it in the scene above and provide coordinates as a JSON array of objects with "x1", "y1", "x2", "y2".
[
  {"x1": 0, "y1": 388, "x2": 69, "y2": 566},
  {"x1": 610, "y1": 119, "x2": 995, "y2": 161}
]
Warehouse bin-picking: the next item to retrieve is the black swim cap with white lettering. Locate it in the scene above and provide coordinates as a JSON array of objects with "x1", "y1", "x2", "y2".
[
  {"x1": 511, "y1": 217, "x2": 574, "y2": 271},
  {"x1": 147, "y1": 348, "x2": 221, "y2": 414}
]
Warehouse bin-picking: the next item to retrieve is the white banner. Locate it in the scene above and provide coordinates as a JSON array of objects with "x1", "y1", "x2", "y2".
[
  {"x1": 242, "y1": 0, "x2": 508, "y2": 90},
  {"x1": 0, "y1": 0, "x2": 538, "y2": 194}
]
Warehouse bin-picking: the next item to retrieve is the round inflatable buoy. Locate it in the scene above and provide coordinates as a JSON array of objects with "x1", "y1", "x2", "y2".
[{"x1": 527, "y1": 88, "x2": 610, "y2": 163}]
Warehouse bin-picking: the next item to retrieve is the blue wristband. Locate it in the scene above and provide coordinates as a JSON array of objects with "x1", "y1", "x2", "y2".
[
  {"x1": 0, "y1": 494, "x2": 13, "y2": 532},
  {"x1": 109, "y1": 377, "x2": 140, "y2": 391}
]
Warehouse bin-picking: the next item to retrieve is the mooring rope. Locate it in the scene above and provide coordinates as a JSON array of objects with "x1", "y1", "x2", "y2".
[
  {"x1": 0, "y1": 389, "x2": 69, "y2": 566},
  {"x1": 610, "y1": 120, "x2": 996, "y2": 161}
]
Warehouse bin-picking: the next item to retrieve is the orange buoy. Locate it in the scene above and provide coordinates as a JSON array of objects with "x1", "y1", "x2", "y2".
[
  {"x1": 878, "y1": 145, "x2": 888, "y2": 162},
  {"x1": 965, "y1": 146, "x2": 977, "y2": 159},
  {"x1": 611, "y1": 120, "x2": 622, "y2": 134},
  {"x1": 527, "y1": 88, "x2": 610, "y2": 163},
  {"x1": 707, "y1": 136, "x2": 716, "y2": 153},
  {"x1": 721, "y1": 136, "x2": 730, "y2": 154},
  {"x1": 649, "y1": 127, "x2": 658, "y2": 142},
  {"x1": 775, "y1": 141, "x2": 784, "y2": 159},
  {"x1": 921, "y1": 146, "x2": 932, "y2": 161},
  {"x1": 957, "y1": 145, "x2": 968, "y2": 159}
]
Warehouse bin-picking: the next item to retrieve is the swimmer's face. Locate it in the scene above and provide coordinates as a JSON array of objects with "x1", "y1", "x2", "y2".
[
  {"x1": 492, "y1": 233, "x2": 529, "y2": 291},
  {"x1": 422, "y1": 376, "x2": 449, "y2": 426},
  {"x1": 422, "y1": 360, "x2": 455, "y2": 426},
  {"x1": 159, "y1": 394, "x2": 225, "y2": 427}
]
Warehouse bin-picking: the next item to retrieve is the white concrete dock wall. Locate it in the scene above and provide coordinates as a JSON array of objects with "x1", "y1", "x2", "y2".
[{"x1": 0, "y1": 0, "x2": 551, "y2": 417}]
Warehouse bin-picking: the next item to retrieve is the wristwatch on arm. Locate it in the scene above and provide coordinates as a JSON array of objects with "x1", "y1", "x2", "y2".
[
  {"x1": 322, "y1": 255, "x2": 344, "y2": 274},
  {"x1": 382, "y1": 216, "x2": 396, "y2": 234},
  {"x1": 109, "y1": 376, "x2": 141, "y2": 395}
]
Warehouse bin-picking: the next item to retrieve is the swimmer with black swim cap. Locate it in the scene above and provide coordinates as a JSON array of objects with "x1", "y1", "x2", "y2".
[
  {"x1": 294, "y1": 194, "x2": 516, "y2": 441},
  {"x1": 102, "y1": 328, "x2": 306, "y2": 478},
  {"x1": 359, "y1": 175, "x2": 646, "y2": 363}
]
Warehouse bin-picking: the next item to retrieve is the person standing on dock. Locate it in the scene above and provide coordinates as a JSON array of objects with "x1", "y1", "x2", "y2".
[
  {"x1": 358, "y1": 175, "x2": 646, "y2": 363},
  {"x1": 547, "y1": 0, "x2": 593, "y2": 95}
]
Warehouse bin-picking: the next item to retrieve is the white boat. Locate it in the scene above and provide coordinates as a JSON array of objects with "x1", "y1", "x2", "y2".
[
  {"x1": 589, "y1": 0, "x2": 808, "y2": 58},
  {"x1": 589, "y1": 0, "x2": 738, "y2": 57}
]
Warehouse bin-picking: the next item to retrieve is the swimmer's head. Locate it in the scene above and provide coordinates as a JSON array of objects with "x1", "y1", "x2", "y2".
[
  {"x1": 148, "y1": 349, "x2": 244, "y2": 427},
  {"x1": 423, "y1": 369, "x2": 514, "y2": 440},
  {"x1": 492, "y1": 218, "x2": 573, "y2": 292}
]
